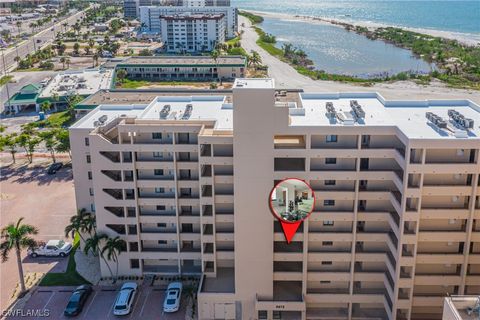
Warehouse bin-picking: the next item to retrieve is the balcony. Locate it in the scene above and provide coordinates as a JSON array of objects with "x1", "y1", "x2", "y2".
[
  {"x1": 139, "y1": 210, "x2": 176, "y2": 216},
  {"x1": 104, "y1": 206, "x2": 125, "y2": 217},
  {"x1": 140, "y1": 227, "x2": 177, "y2": 234},
  {"x1": 101, "y1": 170, "x2": 122, "y2": 182},
  {"x1": 274, "y1": 135, "x2": 306, "y2": 149},
  {"x1": 142, "y1": 247, "x2": 177, "y2": 252},
  {"x1": 143, "y1": 264, "x2": 178, "y2": 274},
  {"x1": 135, "y1": 153, "x2": 174, "y2": 162},
  {"x1": 103, "y1": 189, "x2": 123, "y2": 200},
  {"x1": 138, "y1": 193, "x2": 175, "y2": 199},
  {"x1": 137, "y1": 174, "x2": 174, "y2": 181},
  {"x1": 100, "y1": 151, "x2": 120, "y2": 163}
]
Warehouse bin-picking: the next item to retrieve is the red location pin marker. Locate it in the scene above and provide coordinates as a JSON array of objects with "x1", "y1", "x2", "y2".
[{"x1": 269, "y1": 178, "x2": 316, "y2": 244}]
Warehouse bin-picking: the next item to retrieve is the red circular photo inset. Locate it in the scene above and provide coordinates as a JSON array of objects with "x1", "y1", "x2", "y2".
[{"x1": 269, "y1": 178, "x2": 316, "y2": 224}]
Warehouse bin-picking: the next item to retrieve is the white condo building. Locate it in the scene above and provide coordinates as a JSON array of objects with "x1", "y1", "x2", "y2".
[
  {"x1": 140, "y1": 5, "x2": 237, "y2": 39},
  {"x1": 70, "y1": 79, "x2": 480, "y2": 320},
  {"x1": 159, "y1": 13, "x2": 226, "y2": 53}
]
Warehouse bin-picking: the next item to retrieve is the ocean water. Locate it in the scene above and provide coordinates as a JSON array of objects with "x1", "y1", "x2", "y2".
[
  {"x1": 259, "y1": 17, "x2": 434, "y2": 77},
  {"x1": 233, "y1": 0, "x2": 480, "y2": 34}
]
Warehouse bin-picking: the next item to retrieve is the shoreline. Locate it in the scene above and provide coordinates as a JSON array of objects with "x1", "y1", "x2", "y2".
[{"x1": 246, "y1": 10, "x2": 480, "y2": 47}]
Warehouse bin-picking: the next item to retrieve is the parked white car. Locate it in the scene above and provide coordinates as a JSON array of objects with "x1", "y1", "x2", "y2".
[
  {"x1": 113, "y1": 283, "x2": 137, "y2": 316},
  {"x1": 28, "y1": 240, "x2": 72, "y2": 257},
  {"x1": 163, "y1": 282, "x2": 182, "y2": 313}
]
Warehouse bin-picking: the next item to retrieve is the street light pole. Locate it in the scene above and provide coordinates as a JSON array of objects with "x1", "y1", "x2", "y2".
[{"x1": 1, "y1": 49, "x2": 12, "y2": 113}]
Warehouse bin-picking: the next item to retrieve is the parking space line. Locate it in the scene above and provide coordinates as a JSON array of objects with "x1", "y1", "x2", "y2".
[
  {"x1": 82, "y1": 291, "x2": 97, "y2": 320},
  {"x1": 139, "y1": 289, "x2": 151, "y2": 316},
  {"x1": 125, "y1": 289, "x2": 143, "y2": 319},
  {"x1": 41, "y1": 291, "x2": 55, "y2": 310}
]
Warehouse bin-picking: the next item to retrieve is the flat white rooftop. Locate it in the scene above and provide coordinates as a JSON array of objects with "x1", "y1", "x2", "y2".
[
  {"x1": 71, "y1": 87, "x2": 480, "y2": 140},
  {"x1": 234, "y1": 78, "x2": 274, "y2": 89},
  {"x1": 39, "y1": 69, "x2": 113, "y2": 98},
  {"x1": 139, "y1": 96, "x2": 232, "y2": 129},
  {"x1": 71, "y1": 104, "x2": 147, "y2": 129},
  {"x1": 72, "y1": 95, "x2": 232, "y2": 130},
  {"x1": 296, "y1": 93, "x2": 480, "y2": 139}
]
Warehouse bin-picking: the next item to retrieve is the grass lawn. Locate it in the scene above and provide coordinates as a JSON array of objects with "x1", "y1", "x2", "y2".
[
  {"x1": 0, "y1": 75, "x2": 13, "y2": 86},
  {"x1": 117, "y1": 79, "x2": 151, "y2": 89},
  {"x1": 39, "y1": 234, "x2": 90, "y2": 286},
  {"x1": 35, "y1": 110, "x2": 75, "y2": 128}
]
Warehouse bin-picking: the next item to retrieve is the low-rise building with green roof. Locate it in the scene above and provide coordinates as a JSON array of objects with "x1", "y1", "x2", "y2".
[{"x1": 5, "y1": 84, "x2": 41, "y2": 114}]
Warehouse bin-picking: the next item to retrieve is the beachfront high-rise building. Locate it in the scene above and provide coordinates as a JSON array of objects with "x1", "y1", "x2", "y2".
[
  {"x1": 70, "y1": 79, "x2": 480, "y2": 320},
  {"x1": 139, "y1": 2, "x2": 237, "y2": 39},
  {"x1": 159, "y1": 13, "x2": 226, "y2": 53}
]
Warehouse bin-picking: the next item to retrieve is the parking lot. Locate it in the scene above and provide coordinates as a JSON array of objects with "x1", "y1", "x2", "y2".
[{"x1": 5, "y1": 286, "x2": 186, "y2": 320}]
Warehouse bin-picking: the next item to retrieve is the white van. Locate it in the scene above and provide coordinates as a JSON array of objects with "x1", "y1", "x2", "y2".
[{"x1": 113, "y1": 283, "x2": 137, "y2": 316}]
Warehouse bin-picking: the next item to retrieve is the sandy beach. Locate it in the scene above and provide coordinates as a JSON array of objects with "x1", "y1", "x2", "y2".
[{"x1": 247, "y1": 10, "x2": 480, "y2": 47}]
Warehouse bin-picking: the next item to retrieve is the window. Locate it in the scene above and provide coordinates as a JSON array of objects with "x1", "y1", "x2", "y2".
[
  {"x1": 155, "y1": 187, "x2": 164, "y2": 193},
  {"x1": 258, "y1": 311, "x2": 268, "y2": 319},
  {"x1": 86, "y1": 155, "x2": 91, "y2": 163},
  {"x1": 87, "y1": 171, "x2": 92, "y2": 180},
  {"x1": 129, "y1": 242, "x2": 138, "y2": 252},
  {"x1": 154, "y1": 169, "x2": 164, "y2": 176},
  {"x1": 152, "y1": 132, "x2": 162, "y2": 139},
  {"x1": 322, "y1": 241, "x2": 333, "y2": 246},
  {"x1": 128, "y1": 225, "x2": 137, "y2": 235},
  {"x1": 130, "y1": 259, "x2": 139, "y2": 269},
  {"x1": 324, "y1": 180, "x2": 336, "y2": 186},
  {"x1": 325, "y1": 158, "x2": 337, "y2": 164},
  {"x1": 156, "y1": 205, "x2": 166, "y2": 211},
  {"x1": 320, "y1": 281, "x2": 331, "y2": 284},
  {"x1": 153, "y1": 152, "x2": 162, "y2": 158},
  {"x1": 89, "y1": 188, "x2": 94, "y2": 196},
  {"x1": 321, "y1": 261, "x2": 332, "y2": 265},
  {"x1": 158, "y1": 240, "x2": 167, "y2": 244},
  {"x1": 85, "y1": 137, "x2": 89, "y2": 146},
  {"x1": 324, "y1": 200, "x2": 335, "y2": 206},
  {"x1": 157, "y1": 223, "x2": 167, "y2": 228},
  {"x1": 326, "y1": 135, "x2": 337, "y2": 143},
  {"x1": 90, "y1": 203, "x2": 95, "y2": 212},
  {"x1": 323, "y1": 220, "x2": 334, "y2": 226}
]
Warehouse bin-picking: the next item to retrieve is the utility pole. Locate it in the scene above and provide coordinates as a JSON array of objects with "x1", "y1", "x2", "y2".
[{"x1": 1, "y1": 49, "x2": 12, "y2": 113}]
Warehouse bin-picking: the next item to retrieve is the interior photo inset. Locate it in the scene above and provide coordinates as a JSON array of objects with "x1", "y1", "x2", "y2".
[{"x1": 270, "y1": 179, "x2": 315, "y2": 222}]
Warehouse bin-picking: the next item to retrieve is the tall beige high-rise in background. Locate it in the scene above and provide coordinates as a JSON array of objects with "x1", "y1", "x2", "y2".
[{"x1": 70, "y1": 78, "x2": 480, "y2": 320}]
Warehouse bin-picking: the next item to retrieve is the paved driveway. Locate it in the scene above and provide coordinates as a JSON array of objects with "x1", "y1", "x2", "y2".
[
  {"x1": 4, "y1": 286, "x2": 187, "y2": 320},
  {"x1": 0, "y1": 159, "x2": 75, "y2": 312}
]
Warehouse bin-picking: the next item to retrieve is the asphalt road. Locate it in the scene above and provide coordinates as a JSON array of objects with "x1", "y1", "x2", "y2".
[
  {"x1": 0, "y1": 9, "x2": 88, "y2": 76},
  {"x1": 238, "y1": 15, "x2": 480, "y2": 104}
]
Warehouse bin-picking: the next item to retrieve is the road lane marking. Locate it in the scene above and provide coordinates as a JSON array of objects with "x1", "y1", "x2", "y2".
[
  {"x1": 139, "y1": 290, "x2": 151, "y2": 316},
  {"x1": 42, "y1": 291, "x2": 55, "y2": 310},
  {"x1": 82, "y1": 290, "x2": 97, "y2": 319}
]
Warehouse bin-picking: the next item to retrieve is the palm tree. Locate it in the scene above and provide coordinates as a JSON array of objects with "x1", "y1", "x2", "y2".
[
  {"x1": 101, "y1": 236, "x2": 125, "y2": 284},
  {"x1": 0, "y1": 218, "x2": 38, "y2": 296},
  {"x1": 210, "y1": 49, "x2": 220, "y2": 82},
  {"x1": 65, "y1": 57, "x2": 71, "y2": 69},
  {"x1": 60, "y1": 56, "x2": 66, "y2": 69},
  {"x1": 28, "y1": 22, "x2": 36, "y2": 34},
  {"x1": 62, "y1": 22, "x2": 69, "y2": 33},
  {"x1": 83, "y1": 233, "x2": 114, "y2": 281},
  {"x1": 16, "y1": 21, "x2": 22, "y2": 35},
  {"x1": 65, "y1": 209, "x2": 94, "y2": 243},
  {"x1": 92, "y1": 52, "x2": 99, "y2": 67},
  {"x1": 249, "y1": 50, "x2": 262, "y2": 67},
  {"x1": 40, "y1": 101, "x2": 51, "y2": 113}
]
